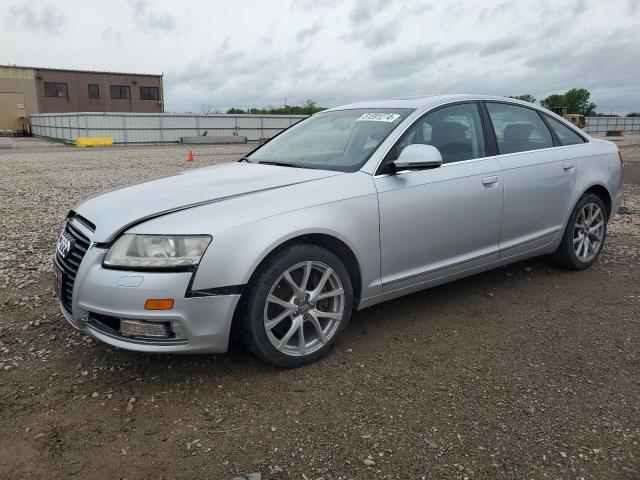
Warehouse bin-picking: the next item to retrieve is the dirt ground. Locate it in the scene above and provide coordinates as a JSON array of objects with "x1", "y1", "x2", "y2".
[{"x1": 0, "y1": 137, "x2": 639, "y2": 480}]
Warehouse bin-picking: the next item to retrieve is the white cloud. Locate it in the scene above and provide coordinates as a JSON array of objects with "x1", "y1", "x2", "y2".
[
  {"x1": 5, "y1": 3, "x2": 65, "y2": 35},
  {"x1": 2, "y1": 0, "x2": 639, "y2": 114},
  {"x1": 131, "y1": 0, "x2": 177, "y2": 33}
]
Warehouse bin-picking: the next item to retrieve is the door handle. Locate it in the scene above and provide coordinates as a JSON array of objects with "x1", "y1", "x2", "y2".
[
  {"x1": 482, "y1": 175, "x2": 499, "y2": 187},
  {"x1": 562, "y1": 162, "x2": 575, "y2": 172}
]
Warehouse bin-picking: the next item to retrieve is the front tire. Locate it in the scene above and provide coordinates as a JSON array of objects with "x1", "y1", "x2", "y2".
[
  {"x1": 553, "y1": 193, "x2": 608, "y2": 270},
  {"x1": 240, "y1": 244, "x2": 353, "y2": 368}
]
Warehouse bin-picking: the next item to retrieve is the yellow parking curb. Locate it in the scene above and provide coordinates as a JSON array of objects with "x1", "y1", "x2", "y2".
[{"x1": 76, "y1": 137, "x2": 113, "y2": 147}]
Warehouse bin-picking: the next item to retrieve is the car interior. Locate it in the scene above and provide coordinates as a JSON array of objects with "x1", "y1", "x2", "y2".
[
  {"x1": 500, "y1": 123, "x2": 536, "y2": 154},
  {"x1": 395, "y1": 107, "x2": 484, "y2": 164},
  {"x1": 429, "y1": 121, "x2": 473, "y2": 162}
]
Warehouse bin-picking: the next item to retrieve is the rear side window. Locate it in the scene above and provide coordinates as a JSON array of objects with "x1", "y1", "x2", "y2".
[
  {"x1": 486, "y1": 103, "x2": 553, "y2": 154},
  {"x1": 544, "y1": 115, "x2": 586, "y2": 146},
  {"x1": 393, "y1": 102, "x2": 486, "y2": 164}
]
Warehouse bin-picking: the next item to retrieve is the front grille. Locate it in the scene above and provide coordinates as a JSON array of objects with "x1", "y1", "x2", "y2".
[{"x1": 54, "y1": 218, "x2": 92, "y2": 313}]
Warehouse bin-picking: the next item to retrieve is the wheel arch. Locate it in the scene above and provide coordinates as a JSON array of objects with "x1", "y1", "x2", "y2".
[
  {"x1": 228, "y1": 232, "x2": 364, "y2": 345},
  {"x1": 582, "y1": 184, "x2": 612, "y2": 219},
  {"x1": 247, "y1": 233, "x2": 363, "y2": 306}
]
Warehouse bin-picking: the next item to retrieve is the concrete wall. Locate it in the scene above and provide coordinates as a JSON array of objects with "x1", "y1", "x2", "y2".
[
  {"x1": 585, "y1": 117, "x2": 640, "y2": 134},
  {"x1": 0, "y1": 66, "x2": 38, "y2": 130},
  {"x1": 30, "y1": 112, "x2": 307, "y2": 143},
  {"x1": 35, "y1": 68, "x2": 163, "y2": 113}
]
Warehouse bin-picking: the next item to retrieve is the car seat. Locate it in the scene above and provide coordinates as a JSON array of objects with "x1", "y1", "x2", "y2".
[{"x1": 430, "y1": 122, "x2": 472, "y2": 163}]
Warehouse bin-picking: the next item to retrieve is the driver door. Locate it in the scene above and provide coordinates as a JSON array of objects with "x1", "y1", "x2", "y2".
[{"x1": 374, "y1": 102, "x2": 504, "y2": 293}]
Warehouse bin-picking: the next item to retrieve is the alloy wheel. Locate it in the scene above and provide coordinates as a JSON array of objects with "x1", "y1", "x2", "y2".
[
  {"x1": 263, "y1": 261, "x2": 345, "y2": 357},
  {"x1": 573, "y1": 202, "x2": 605, "y2": 263}
]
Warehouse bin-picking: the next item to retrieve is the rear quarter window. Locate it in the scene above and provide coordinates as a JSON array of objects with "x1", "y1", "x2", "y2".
[{"x1": 544, "y1": 115, "x2": 586, "y2": 146}]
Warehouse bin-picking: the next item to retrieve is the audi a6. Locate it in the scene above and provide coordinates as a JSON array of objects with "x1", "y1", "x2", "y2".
[{"x1": 54, "y1": 95, "x2": 623, "y2": 367}]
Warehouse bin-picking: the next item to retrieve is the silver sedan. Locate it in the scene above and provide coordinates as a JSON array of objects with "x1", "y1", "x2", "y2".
[{"x1": 54, "y1": 95, "x2": 623, "y2": 367}]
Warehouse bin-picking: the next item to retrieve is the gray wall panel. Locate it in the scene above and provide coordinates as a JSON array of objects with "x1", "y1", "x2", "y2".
[{"x1": 30, "y1": 112, "x2": 307, "y2": 144}]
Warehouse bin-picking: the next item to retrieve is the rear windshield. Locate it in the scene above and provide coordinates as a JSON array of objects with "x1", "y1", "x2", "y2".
[{"x1": 248, "y1": 108, "x2": 414, "y2": 172}]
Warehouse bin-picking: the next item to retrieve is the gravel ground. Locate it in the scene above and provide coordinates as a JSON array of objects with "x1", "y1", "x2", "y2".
[{"x1": 0, "y1": 137, "x2": 639, "y2": 479}]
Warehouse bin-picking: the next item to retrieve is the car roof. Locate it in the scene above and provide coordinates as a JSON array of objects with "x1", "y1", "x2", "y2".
[{"x1": 325, "y1": 94, "x2": 537, "y2": 112}]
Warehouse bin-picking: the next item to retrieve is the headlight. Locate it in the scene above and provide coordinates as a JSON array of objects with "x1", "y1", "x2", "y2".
[{"x1": 103, "y1": 234, "x2": 212, "y2": 269}]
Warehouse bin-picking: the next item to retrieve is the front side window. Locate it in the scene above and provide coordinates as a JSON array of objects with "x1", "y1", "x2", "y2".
[
  {"x1": 140, "y1": 86, "x2": 159, "y2": 100},
  {"x1": 248, "y1": 108, "x2": 413, "y2": 172},
  {"x1": 44, "y1": 82, "x2": 68, "y2": 98},
  {"x1": 391, "y1": 102, "x2": 486, "y2": 164},
  {"x1": 88, "y1": 84, "x2": 100, "y2": 99},
  {"x1": 486, "y1": 103, "x2": 553, "y2": 154},
  {"x1": 110, "y1": 85, "x2": 131, "y2": 100},
  {"x1": 544, "y1": 115, "x2": 586, "y2": 146}
]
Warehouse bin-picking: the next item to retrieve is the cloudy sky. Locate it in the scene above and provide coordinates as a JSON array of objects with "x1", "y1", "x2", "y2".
[{"x1": 3, "y1": 0, "x2": 639, "y2": 113}]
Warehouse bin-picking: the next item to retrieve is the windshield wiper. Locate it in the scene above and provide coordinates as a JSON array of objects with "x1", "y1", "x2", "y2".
[{"x1": 258, "y1": 161, "x2": 307, "y2": 169}]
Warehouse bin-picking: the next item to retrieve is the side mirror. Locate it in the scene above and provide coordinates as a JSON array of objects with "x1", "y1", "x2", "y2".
[{"x1": 392, "y1": 144, "x2": 442, "y2": 172}]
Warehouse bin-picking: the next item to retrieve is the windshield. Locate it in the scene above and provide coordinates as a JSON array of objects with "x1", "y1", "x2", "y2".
[{"x1": 248, "y1": 108, "x2": 414, "y2": 172}]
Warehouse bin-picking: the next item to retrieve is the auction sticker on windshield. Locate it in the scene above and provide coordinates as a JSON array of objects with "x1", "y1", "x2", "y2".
[{"x1": 357, "y1": 113, "x2": 401, "y2": 122}]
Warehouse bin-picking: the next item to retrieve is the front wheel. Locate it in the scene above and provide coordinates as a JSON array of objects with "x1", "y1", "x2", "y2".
[
  {"x1": 240, "y1": 244, "x2": 353, "y2": 368},
  {"x1": 553, "y1": 193, "x2": 608, "y2": 270}
]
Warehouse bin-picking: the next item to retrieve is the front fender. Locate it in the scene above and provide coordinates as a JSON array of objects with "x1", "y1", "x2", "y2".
[
  {"x1": 127, "y1": 172, "x2": 382, "y2": 301},
  {"x1": 193, "y1": 193, "x2": 381, "y2": 300}
]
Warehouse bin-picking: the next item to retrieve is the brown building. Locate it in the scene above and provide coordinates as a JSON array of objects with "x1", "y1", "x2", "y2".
[{"x1": 0, "y1": 65, "x2": 164, "y2": 131}]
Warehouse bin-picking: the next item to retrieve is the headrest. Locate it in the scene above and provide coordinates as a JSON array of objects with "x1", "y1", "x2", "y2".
[
  {"x1": 503, "y1": 123, "x2": 534, "y2": 141},
  {"x1": 431, "y1": 122, "x2": 467, "y2": 144}
]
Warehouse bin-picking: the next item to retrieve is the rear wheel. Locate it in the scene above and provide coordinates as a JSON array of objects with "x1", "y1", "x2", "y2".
[
  {"x1": 240, "y1": 244, "x2": 353, "y2": 368},
  {"x1": 553, "y1": 193, "x2": 607, "y2": 270}
]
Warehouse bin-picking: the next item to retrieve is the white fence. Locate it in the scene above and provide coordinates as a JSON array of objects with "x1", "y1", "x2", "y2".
[
  {"x1": 585, "y1": 117, "x2": 640, "y2": 134},
  {"x1": 29, "y1": 112, "x2": 308, "y2": 144},
  {"x1": 29, "y1": 112, "x2": 640, "y2": 144}
]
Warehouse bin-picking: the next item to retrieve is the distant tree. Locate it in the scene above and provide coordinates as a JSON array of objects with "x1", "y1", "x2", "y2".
[
  {"x1": 509, "y1": 94, "x2": 536, "y2": 103},
  {"x1": 540, "y1": 88, "x2": 596, "y2": 116},
  {"x1": 226, "y1": 100, "x2": 325, "y2": 116},
  {"x1": 198, "y1": 104, "x2": 221, "y2": 115},
  {"x1": 297, "y1": 99, "x2": 325, "y2": 115},
  {"x1": 564, "y1": 88, "x2": 597, "y2": 116},
  {"x1": 540, "y1": 94, "x2": 567, "y2": 110},
  {"x1": 627, "y1": 112, "x2": 640, "y2": 117}
]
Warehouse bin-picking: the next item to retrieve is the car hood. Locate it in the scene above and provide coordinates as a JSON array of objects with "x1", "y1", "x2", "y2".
[{"x1": 74, "y1": 162, "x2": 342, "y2": 242}]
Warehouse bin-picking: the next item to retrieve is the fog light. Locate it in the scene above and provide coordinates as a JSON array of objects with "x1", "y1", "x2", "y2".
[
  {"x1": 120, "y1": 319, "x2": 169, "y2": 338},
  {"x1": 144, "y1": 298, "x2": 174, "y2": 310}
]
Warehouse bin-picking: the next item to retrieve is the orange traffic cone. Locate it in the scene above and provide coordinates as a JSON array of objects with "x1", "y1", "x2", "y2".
[{"x1": 187, "y1": 148, "x2": 194, "y2": 162}]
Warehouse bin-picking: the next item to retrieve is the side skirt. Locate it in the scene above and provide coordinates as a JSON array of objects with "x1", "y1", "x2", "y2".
[{"x1": 356, "y1": 241, "x2": 558, "y2": 311}]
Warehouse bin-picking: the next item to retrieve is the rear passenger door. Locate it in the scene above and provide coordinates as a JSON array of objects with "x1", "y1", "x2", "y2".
[{"x1": 484, "y1": 102, "x2": 580, "y2": 258}]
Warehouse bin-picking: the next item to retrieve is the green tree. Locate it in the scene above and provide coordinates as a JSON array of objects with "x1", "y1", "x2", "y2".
[
  {"x1": 226, "y1": 100, "x2": 325, "y2": 116},
  {"x1": 627, "y1": 112, "x2": 640, "y2": 117},
  {"x1": 540, "y1": 88, "x2": 597, "y2": 116},
  {"x1": 564, "y1": 88, "x2": 597, "y2": 116},
  {"x1": 509, "y1": 94, "x2": 536, "y2": 103},
  {"x1": 540, "y1": 94, "x2": 566, "y2": 110}
]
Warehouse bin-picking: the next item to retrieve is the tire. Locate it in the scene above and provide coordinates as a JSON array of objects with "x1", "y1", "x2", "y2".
[
  {"x1": 240, "y1": 244, "x2": 353, "y2": 368},
  {"x1": 552, "y1": 193, "x2": 608, "y2": 270}
]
